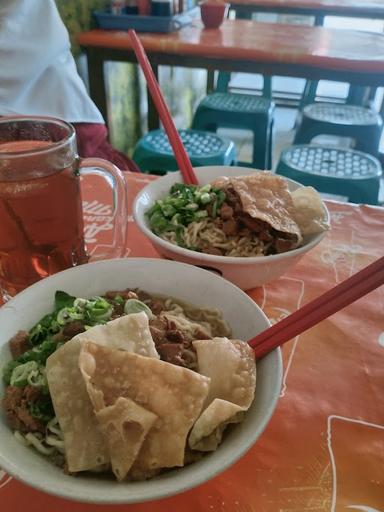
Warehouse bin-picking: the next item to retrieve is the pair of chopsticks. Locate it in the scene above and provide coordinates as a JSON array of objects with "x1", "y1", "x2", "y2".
[
  {"x1": 128, "y1": 30, "x2": 198, "y2": 185},
  {"x1": 248, "y1": 255, "x2": 384, "y2": 358},
  {"x1": 128, "y1": 29, "x2": 384, "y2": 359}
]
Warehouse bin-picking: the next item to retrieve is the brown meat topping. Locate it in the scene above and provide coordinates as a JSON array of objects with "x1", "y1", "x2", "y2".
[
  {"x1": 222, "y1": 219, "x2": 239, "y2": 236},
  {"x1": 219, "y1": 203, "x2": 234, "y2": 220},
  {"x1": 62, "y1": 321, "x2": 86, "y2": 338},
  {"x1": 204, "y1": 186, "x2": 299, "y2": 255},
  {"x1": 202, "y1": 246, "x2": 223, "y2": 256},
  {"x1": 3, "y1": 385, "x2": 46, "y2": 433},
  {"x1": 275, "y1": 237, "x2": 296, "y2": 253},
  {"x1": 149, "y1": 316, "x2": 168, "y2": 346},
  {"x1": 9, "y1": 331, "x2": 30, "y2": 359},
  {"x1": 105, "y1": 290, "x2": 138, "y2": 300}
]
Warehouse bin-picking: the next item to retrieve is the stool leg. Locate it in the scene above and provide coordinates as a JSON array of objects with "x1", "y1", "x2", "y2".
[
  {"x1": 347, "y1": 85, "x2": 368, "y2": 106},
  {"x1": 252, "y1": 124, "x2": 269, "y2": 170},
  {"x1": 266, "y1": 120, "x2": 274, "y2": 170}
]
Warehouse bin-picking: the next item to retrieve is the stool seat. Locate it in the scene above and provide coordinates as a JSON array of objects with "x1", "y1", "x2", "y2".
[
  {"x1": 294, "y1": 103, "x2": 383, "y2": 157},
  {"x1": 276, "y1": 144, "x2": 382, "y2": 205},
  {"x1": 132, "y1": 129, "x2": 237, "y2": 175},
  {"x1": 192, "y1": 92, "x2": 275, "y2": 169},
  {"x1": 200, "y1": 93, "x2": 272, "y2": 113},
  {"x1": 303, "y1": 103, "x2": 381, "y2": 126}
]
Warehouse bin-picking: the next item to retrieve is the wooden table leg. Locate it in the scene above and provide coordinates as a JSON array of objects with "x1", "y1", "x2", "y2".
[
  {"x1": 86, "y1": 48, "x2": 109, "y2": 128},
  {"x1": 147, "y1": 62, "x2": 160, "y2": 131}
]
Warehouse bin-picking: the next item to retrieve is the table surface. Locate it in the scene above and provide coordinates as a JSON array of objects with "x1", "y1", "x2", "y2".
[
  {"x1": 229, "y1": 0, "x2": 384, "y2": 18},
  {"x1": 1, "y1": 172, "x2": 383, "y2": 511},
  {"x1": 78, "y1": 21, "x2": 384, "y2": 75}
]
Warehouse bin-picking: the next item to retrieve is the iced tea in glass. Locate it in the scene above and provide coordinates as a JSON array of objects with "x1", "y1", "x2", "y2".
[{"x1": 0, "y1": 117, "x2": 127, "y2": 300}]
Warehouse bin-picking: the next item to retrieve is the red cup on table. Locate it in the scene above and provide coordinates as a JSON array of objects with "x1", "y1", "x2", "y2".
[{"x1": 200, "y1": 0, "x2": 229, "y2": 29}]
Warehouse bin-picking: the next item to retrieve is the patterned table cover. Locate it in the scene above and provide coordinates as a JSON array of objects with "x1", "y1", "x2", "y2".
[{"x1": 1, "y1": 172, "x2": 383, "y2": 511}]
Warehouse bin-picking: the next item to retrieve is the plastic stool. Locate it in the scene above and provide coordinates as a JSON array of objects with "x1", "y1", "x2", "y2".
[
  {"x1": 276, "y1": 145, "x2": 382, "y2": 205},
  {"x1": 192, "y1": 93, "x2": 275, "y2": 170},
  {"x1": 132, "y1": 129, "x2": 237, "y2": 175},
  {"x1": 294, "y1": 103, "x2": 383, "y2": 157}
]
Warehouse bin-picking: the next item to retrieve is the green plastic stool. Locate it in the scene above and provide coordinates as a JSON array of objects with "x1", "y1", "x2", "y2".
[
  {"x1": 276, "y1": 144, "x2": 382, "y2": 205},
  {"x1": 192, "y1": 92, "x2": 275, "y2": 170},
  {"x1": 294, "y1": 103, "x2": 383, "y2": 157},
  {"x1": 132, "y1": 129, "x2": 237, "y2": 175}
]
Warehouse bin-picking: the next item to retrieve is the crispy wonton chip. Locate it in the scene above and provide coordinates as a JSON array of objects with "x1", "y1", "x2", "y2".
[
  {"x1": 79, "y1": 341, "x2": 210, "y2": 472},
  {"x1": 211, "y1": 173, "x2": 302, "y2": 245},
  {"x1": 72, "y1": 312, "x2": 159, "y2": 358},
  {"x1": 291, "y1": 186, "x2": 329, "y2": 235},
  {"x1": 46, "y1": 337, "x2": 108, "y2": 472},
  {"x1": 46, "y1": 312, "x2": 158, "y2": 472},
  {"x1": 193, "y1": 337, "x2": 256, "y2": 409},
  {"x1": 189, "y1": 398, "x2": 244, "y2": 452},
  {"x1": 95, "y1": 397, "x2": 158, "y2": 481}
]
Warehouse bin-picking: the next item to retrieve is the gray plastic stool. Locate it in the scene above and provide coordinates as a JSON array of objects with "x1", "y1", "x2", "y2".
[
  {"x1": 294, "y1": 103, "x2": 383, "y2": 157},
  {"x1": 276, "y1": 144, "x2": 382, "y2": 205}
]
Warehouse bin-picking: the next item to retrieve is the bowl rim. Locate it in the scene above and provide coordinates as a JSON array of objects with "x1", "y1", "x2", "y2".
[
  {"x1": 0, "y1": 258, "x2": 283, "y2": 504},
  {"x1": 133, "y1": 167, "x2": 330, "y2": 265}
]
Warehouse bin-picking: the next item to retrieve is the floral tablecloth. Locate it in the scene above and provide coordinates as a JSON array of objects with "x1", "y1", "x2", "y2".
[{"x1": 1, "y1": 172, "x2": 383, "y2": 511}]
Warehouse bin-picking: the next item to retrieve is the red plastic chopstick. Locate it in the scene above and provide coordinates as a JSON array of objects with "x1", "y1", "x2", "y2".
[
  {"x1": 249, "y1": 256, "x2": 384, "y2": 359},
  {"x1": 128, "y1": 30, "x2": 198, "y2": 185}
]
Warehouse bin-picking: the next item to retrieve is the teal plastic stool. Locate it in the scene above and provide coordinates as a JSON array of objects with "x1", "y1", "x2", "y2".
[
  {"x1": 294, "y1": 103, "x2": 383, "y2": 157},
  {"x1": 276, "y1": 144, "x2": 382, "y2": 205},
  {"x1": 132, "y1": 129, "x2": 237, "y2": 175},
  {"x1": 192, "y1": 93, "x2": 275, "y2": 170}
]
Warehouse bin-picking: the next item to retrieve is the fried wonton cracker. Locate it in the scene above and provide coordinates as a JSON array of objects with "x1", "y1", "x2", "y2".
[
  {"x1": 79, "y1": 341, "x2": 210, "y2": 473},
  {"x1": 193, "y1": 337, "x2": 256, "y2": 409},
  {"x1": 72, "y1": 312, "x2": 159, "y2": 358},
  {"x1": 291, "y1": 186, "x2": 329, "y2": 235},
  {"x1": 189, "y1": 398, "x2": 244, "y2": 451},
  {"x1": 46, "y1": 312, "x2": 158, "y2": 472},
  {"x1": 212, "y1": 172, "x2": 302, "y2": 245},
  {"x1": 95, "y1": 397, "x2": 158, "y2": 481}
]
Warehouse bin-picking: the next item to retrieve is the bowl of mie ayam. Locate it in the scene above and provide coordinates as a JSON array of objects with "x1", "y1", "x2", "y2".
[
  {"x1": 0, "y1": 258, "x2": 282, "y2": 504},
  {"x1": 133, "y1": 166, "x2": 330, "y2": 290}
]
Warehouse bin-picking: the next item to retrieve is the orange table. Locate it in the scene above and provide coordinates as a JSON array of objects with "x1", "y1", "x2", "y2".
[
  {"x1": 78, "y1": 20, "x2": 384, "y2": 129},
  {"x1": 1, "y1": 172, "x2": 384, "y2": 511},
  {"x1": 229, "y1": 0, "x2": 384, "y2": 21}
]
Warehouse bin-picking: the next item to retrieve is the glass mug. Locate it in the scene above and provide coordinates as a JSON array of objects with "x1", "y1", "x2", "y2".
[{"x1": 0, "y1": 116, "x2": 127, "y2": 301}]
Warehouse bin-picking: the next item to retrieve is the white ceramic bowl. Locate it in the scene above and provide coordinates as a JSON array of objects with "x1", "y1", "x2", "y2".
[
  {"x1": 133, "y1": 166, "x2": 329, "y2": 290},
  {"x1": 0, "y1": 258, "x2": 282, "y2": 504}
]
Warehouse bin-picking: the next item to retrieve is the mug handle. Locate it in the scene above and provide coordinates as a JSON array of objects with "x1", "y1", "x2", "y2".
[{"x1": 79, "y1": 158, "x2": 127, "y2": 260}]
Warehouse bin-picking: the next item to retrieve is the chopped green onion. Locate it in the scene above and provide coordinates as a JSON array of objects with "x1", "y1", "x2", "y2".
[
  {"x1": 113, "y1": 295, "x2": 125, "y2": 305},
  {"x1": 199, "y1": 192, "x2": 211, "y2": 204},
  {"x1": 84, "y1": 297, "x2": 113, "y2": 322},
  {"x1": 124, "y1": 299, "x2": 153, "y2": 319},
  {"x1": 185, "y1": 203, "x2": 199, "y2": 211},
  {"x1": 10, "y1": 361, "x2": 40, "y2": 387}
]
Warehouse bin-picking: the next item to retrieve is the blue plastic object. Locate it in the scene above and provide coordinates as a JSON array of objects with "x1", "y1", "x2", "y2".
[
  {"x1": 192, "y1": 92, "x2": 274, "y2": 169},
  {"x1": 93, "y1": 8, "x2": 194, "y2": 33},
  {"x1": 132, "y1": 129, "x2": 237, "y2": 175},
  {"x1": 276, "y1": 144, "x2": 382, "y2": 205},
  {"x1": 294, "y1": 103, "x2": 383, "y2": 157}
]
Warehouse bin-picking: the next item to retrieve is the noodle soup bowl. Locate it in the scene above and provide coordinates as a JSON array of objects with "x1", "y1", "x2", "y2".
[
  {"x1": 0, "y1": 258, "x2": 282, "y2": 503},
  {"x1": 134, "y1": 166, "x2": 329, "y2": 290}
]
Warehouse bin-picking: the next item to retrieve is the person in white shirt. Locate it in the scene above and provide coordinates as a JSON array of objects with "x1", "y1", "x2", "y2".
[{"x1": 0, "y1": 0, "x2": 139, "y2": 172}]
